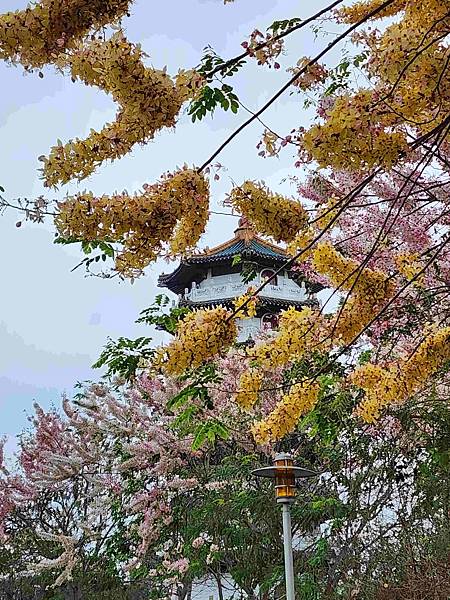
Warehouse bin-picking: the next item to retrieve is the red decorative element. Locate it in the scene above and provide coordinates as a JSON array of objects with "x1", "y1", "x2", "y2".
[
  {"x1": 234, "y1": 215, "x2": 255, "y2": 241},
  {"x1": 238, "y1": 216, "x2": 251, "y2": 228}
]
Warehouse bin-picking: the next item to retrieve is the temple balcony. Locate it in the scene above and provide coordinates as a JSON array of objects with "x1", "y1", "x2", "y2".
[{"x1": 181, "y1": 274, "x2": 307, "y2": 304}]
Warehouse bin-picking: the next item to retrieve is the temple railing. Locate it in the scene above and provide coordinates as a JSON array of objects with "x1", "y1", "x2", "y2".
[{"x1": 182, "y1": 280, "x2": 307, "y2": 303}]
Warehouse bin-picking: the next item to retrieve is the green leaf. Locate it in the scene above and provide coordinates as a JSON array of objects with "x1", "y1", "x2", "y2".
[
  {"x1": 213, "y1": 420, "x2": 229, "y2": 440},
  {"x1": 53, "y1": 236, "x2": 81, "y2": 245},
  {"x1": 92, "y1": 336, "x2": 154, "y2": 381},
  {"x1": 358, "y1": 349, "x2": 372, "y2": 365},
  {"x1": 81, "y1": 241, "x2": 92, "y2": 254},
  {"x1": 192, "y1": 423, "x2": 210, "y2": 450},
  {"x1": 268, "y1": 17, "x2": 302, "y2": 34},
  {"x1": 136, "y1": 295, "x2": 190, "y2": 333},
  {"x1": 167, "y1": 386, "x2": 196, "y2": 410},
  {"x1": 99, "y1": 242, "x2": 115, "y2": 258},
  {"x1": 172, "y1": 405, "x2": 199, "y2": 428},
  {"x1": 188, "y1": 81, "x2": 241, "y2": 121},
  {"x1": 240, "y1": 261, "x2": 258, "y2": 284}
]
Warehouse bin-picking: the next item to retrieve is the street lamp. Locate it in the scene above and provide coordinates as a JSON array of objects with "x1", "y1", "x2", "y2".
[{"x1": 252, "y1": 453, "x2": 318, "y2": 600}]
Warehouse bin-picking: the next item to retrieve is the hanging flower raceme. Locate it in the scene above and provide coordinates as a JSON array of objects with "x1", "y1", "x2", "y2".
[
  {"x1": 300, "y1": 91, "x2": 407, "y2": 171},
  {"x1": 359, "y1": 0, "x2": 450, "y2": 133},
  {"x1": 43, "y1": 33, "x2": 185, "y2": 186},
  {"x1": 228, "y1": 181, "x2": 308, "y2": 243},
  {"x1": 154, "y1": 307, "x2": 238, "y2": 376},
  {"x1": 0, "y1": 0, "x2": 132, "y2": 70},
  {"x1": 234, "y1": 368, "x2": 263, "y2": 411},
  {"x1": 310, "y1": 242, "x2": 396, "y2": 345},
  {"x1": 304, "y1": 1, "x2": 450, "y2": 173},
  {"x1": 251, "y1": 381, "x2": 320, "y2": 444},
  {"x1": 337, "y1": 0, "x2": 406, "y2": 23},
  {"x1": 288, "y1": 57, "x2": 328, "y2": 91},
  {"x1": 252, "y1": 306, "x2": 324, "y2": 369},
  {"x1": 352, "y1": 325, "x2": 450, "y2": 423},
  {"x1": 168, "y1": 172, "x2": 210, "y2": 258},
  {"x1": 286, "y1": 227, "x2": 316, "y2": 261},
  {"x1": 238, "y1": 242, "x2": 398, "y2": 442},
  {"x1": 233, "y1": 287, "x2": 258, "y2": 319},
  {"x1": 54, "y1": 168, "x2": 209, "y2": 276}
]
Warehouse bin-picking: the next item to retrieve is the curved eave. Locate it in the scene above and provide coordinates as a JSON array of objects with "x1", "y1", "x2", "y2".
[
  {"x1": 292, "y1": 275, "x2": 326, "y2": 294},
  {"x1": 305, "y1": 281, "x2": 326, "y2": 293},
  {"x1": 186, "y1": 249, "x2": 289, "y2": 265},
  {"x1": 157, "y1": 261, "x2": 204, "y2": 295},
  {"x1": 179, "y1": 297, "x2": 318, "y2": 310}
]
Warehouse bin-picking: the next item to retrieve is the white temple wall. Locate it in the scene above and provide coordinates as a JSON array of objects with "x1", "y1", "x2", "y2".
[
  {"x1": 236, "y1": 317, "x2": 261, "y2": 342},
  {"x1": 185, "y1": 271, "x2": 306, "y2": 304},
  {"x1": 196, "y1": 271, "x2": 295, "y2": 289}
]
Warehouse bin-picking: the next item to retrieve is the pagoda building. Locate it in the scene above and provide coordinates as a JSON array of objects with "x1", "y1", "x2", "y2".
[{"x1": 158, "y1": 218, "x2": 321, "y2": 342}]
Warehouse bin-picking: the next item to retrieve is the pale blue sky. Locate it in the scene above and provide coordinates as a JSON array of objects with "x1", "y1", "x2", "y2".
[{"x1": 0, "y1": 0, "x2": 333, "y2": 453}]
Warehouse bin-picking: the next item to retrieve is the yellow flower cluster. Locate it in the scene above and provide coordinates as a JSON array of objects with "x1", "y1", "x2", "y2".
[
  {"x1": 365, "y1": 2, "x2": 450, "y2": 133},
  {"x1": 286, "y1": 198, "x2": 341, "y2": 260},
  {"x1": 229, "y1": 181, "x2": 308, "y2": 243},
  {"x1": 301, "y1": 91, "x2": 407, "y2": 171},
  {"x1": 251, "y1": 382, "x2": 320, "y2": 444},
  {"x1": 260, "y1": 129, "x2": 280, "y2": 157},
  {"x1": 168, "y1": 187, "x2": 210, "y2": 258},
  {"x1": 286, "y1": 228, "x2": 315, "y2": 260},
  {"x1": 155, "y1": 307, "x2": 237, "y2": 376},
  {"x1": 174, "y1": 69, "x2": 205, "y2": 103},
  {"x1": 311, "y1": 242, "x2": 395, "y2": 345},
  {"x1": 43, "y1": 33, "x2": 184, "y2": 186},
  {"x1": 241, "y1": 240, "x2": 398, "y2": 442},
  {"x1": 311, "y1": 242, "x2": 389, "y2": 294},
  {"x1": 314, "y1": 197, "x2": 342, "y2": 231},
  {"x1": 235, "y1": 369, "x2": 263, "y2": 411},
  {"x1": 0, "y1": 0, "x2": 131, "y2": 69},
  {"x1": 252, "y1": 244, "x2": 392, "y2": 369},
  {"x1": 233, "y1": 287, "x2": 258, "y2": 319},
  {"x1": 352, "y1": 326, "x2": 450, "y2": 423},
  {"x1": 252, "y1": 306, "x2": 321, "y2": 367},
  {"x1": 395, "y1": 253, "x2": 424, "y2": 285},
  {"x1": 337, "y1": 0, "x2": 405, "y2": 23},
  {"x1": 308, "y1": 1, "x2": 450, "y2": 172},
  {"x1": 55, "y1": 168, "x2": 209, "y2": 276}
]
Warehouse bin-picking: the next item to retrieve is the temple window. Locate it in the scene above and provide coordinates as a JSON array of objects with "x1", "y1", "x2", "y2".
[
  {"x1": 261, "y1": 269, "x2": 278, "y2": 286},
  {"x1": 261, "y1": 313, "x2": 279, "y2": 330}
]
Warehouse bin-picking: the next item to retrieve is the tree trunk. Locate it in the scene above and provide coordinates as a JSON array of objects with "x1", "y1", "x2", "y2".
[
  {"x1": 178, "y1": 579, "x2": 192, "y2": 600},
  {"x1": 215, "y1": 574, "x2": 224, "y2": 600}
]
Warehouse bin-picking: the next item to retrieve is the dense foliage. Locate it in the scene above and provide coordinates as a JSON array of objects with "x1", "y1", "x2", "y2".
[{"x1": 1, "y1": 336, "x2": 449, "y2": 597}]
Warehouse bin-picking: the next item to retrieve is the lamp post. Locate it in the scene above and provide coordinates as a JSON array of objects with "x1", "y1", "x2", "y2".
[{"x1": 252, "y1": 453, "x2": 317, "y2": 600}]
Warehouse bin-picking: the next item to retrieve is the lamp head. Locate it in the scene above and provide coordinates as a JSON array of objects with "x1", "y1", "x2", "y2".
[{"x1": 252, "y1": 453, "x2": 318, "y2": 503}]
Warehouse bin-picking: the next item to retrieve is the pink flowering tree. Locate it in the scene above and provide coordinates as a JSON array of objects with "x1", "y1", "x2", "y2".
[{"x1": 1, "y1": 332, "x2": 449, "y2": 599}]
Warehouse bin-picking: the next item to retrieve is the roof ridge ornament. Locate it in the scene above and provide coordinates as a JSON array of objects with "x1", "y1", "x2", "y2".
[{"x1": 234, "y1": 215, "x2": 255, "y2": 242}]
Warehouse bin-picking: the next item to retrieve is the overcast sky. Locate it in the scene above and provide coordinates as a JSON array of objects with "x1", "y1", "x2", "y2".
[{"x1": 0, "y1": 0, "x2": 335, "y2": 454}]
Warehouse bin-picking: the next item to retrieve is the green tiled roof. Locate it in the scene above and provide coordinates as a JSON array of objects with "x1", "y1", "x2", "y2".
[
  {"x1": 158, "y1": 231, "x2": 292, "y2": 294},
  {"x1": 189, "y1": 239, "x2": 287, "y2": 262}
]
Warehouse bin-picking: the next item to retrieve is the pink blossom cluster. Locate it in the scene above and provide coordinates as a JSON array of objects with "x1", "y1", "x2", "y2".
[{"x1": 0, "y1": 358, "x2": 272, "y2": 590}]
